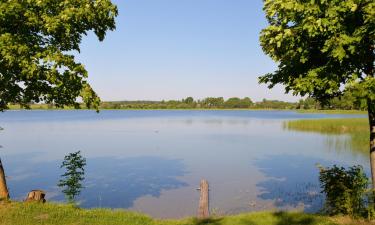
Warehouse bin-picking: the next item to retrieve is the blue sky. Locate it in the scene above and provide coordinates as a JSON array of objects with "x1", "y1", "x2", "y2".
[{"x1": 76, "y1": 0, "x2": 299, "y2": 102}]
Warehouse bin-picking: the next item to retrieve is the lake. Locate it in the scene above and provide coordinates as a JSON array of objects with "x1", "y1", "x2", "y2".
[{"x1": 0, "y1": 110, "x2": 368, "y2": 218}]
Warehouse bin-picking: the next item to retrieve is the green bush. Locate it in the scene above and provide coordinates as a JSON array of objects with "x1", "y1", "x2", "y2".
[{"x1": 318, "y1": 165, "x2": 368, "y2": 216}]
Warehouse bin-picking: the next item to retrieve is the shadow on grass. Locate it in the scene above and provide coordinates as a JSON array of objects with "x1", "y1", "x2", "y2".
[
  {"x1": 273, "y1": 212, "x2": 323, "y2": 225},
  {"x1": 189, "y1": 218, "x2": 225, "y2": 225},
  {"x1": 188, "y1": 212, "x2": 332, "y2": 225}
]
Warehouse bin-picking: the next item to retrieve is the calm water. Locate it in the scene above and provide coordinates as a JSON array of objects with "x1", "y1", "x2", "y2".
[{"x1": 0, "y1": 110, "x2": 368, "y2": 218}]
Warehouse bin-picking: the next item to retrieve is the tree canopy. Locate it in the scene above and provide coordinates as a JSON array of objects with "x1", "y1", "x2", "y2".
[
  {"x1": 0, "y1": 0, "x2": 118, "y2": 111},
  {"x1": 259, "y1": 0, "x2": 374, "y2": 102},
  {"x1": 259, "y1": 0, "x2": 375, "y2": 189}
]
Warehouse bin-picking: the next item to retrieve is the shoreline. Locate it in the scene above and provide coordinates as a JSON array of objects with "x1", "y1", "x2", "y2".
[{"x1": 4, "y1": 107, "x2": 367, "y2": 114}]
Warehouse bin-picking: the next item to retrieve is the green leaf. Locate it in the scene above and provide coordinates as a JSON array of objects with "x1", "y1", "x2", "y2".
[{"x1": 0, "y1": 1, "x2": 118, "y2": 111}]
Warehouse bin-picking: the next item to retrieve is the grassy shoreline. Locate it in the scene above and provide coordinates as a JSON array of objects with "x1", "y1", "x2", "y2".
[
  {"x1": 284, "y1": 118, "x2": 369, "y2": 134},
  {"x1": 296, "y1": 109, "x2": 367, "y2": 114},
  {"x1": 0, "y1": 202, "x2": 371, "y2": 225},
  {"x1": 284, "y1": 118, "x2": 369, "y2": 155}
]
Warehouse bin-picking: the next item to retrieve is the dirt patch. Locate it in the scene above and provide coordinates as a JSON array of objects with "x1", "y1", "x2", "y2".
[{"x1": 34, "y1": 214, "x2": 49, "y2": 220}]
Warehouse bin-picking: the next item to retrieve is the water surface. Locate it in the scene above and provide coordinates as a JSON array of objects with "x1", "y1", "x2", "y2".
[{"x1": 0, "y1": 110, "x2": 367, "y2": 218}]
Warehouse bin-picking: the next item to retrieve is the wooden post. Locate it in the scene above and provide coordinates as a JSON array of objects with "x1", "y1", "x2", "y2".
[{"x1": 197, "y1": 179, "x2": 209, "y2": 219}]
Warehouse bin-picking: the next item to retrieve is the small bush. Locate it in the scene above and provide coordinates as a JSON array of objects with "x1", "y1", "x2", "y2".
[{"x1": 318, "y1": 165, "x2": 368, "y2": 216}]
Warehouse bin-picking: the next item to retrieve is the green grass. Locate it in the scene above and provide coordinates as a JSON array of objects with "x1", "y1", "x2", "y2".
[
  {"x1": 0, "y1": 202, "x2": 370, "y2": 225},
  {"x1": 296, "y1": 109, "x2": 367, "y2": 114},
  {"x1": 0, "y1": 202, "x2": 170, "y2": 225},
  {"x1": 284, "y1": 118, "x2": 369, "y2": 134},
  {"x1": 284, "y1": 118, "x2": 369, "y2": 156}
]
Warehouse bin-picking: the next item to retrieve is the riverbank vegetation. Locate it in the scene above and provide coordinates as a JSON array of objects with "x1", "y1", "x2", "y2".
[
  {"x1": 7, "y1": 95, "x2": 368, "y2": 112},
  {"x1": 0, "y1": 202, "x2": 371, "y2": 225},
  {"x1": 284, "y1": 118, "x2": 369, "y2": 135},
  {"x1": 284, "y1": 118, "x2": 369, "y2": 155},
  {"x1": 282, "y1": 119, "x2": 374, "y2": 223}
]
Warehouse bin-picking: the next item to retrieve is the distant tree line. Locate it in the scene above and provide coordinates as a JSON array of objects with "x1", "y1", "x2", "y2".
[
  {"x1": 99, "y1": 97, "x2": 284, "y2": 110},
  {"x1": 9, "y1": 92, "x2": 367, "y2": 111},
  {"x1": 297, "y1": 91, "x2": 368, "y2": 110},
  {"x1": 99, "y1": 94, "x2": 367, "y2": 110}
]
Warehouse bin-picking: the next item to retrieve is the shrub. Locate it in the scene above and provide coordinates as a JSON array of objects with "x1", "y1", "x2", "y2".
[{"x1": 318, "y1": 165, "x2": 368, "y2": 216}]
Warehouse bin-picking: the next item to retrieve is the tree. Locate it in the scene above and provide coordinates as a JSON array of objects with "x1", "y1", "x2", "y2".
[
  {"x1": 58, "y1": 151, "x2": 86, "y2": 203},
  {"x1": 224, "y1": 97, "x2": 253, "y2": 108},
  {"x1": 242, "y1": 97, "x2": 254, "y2": 107},
  {"x1": 0, "y1": 159, "x2": 8, "y2": 201},
  {"x1": 0, "y1": 128, "x2": 9, "y2": 200},
  {"x1": 259, "y1": 1, "x2": 374, "y2": 187},
  {"x1": 183, "y1": 97, "x2": 194, "y2": 104},
  {"x1": 224, "y1": 97, "x2": 241, "y2": 108},
  {"x1": 329, "y1": 93, "x2": 356, "y2": 110},
  {"x1": 0, "y1": 1, "x2": 118, "y2": 110},
  {"x1": 0, "y1": 0, "x2": 118, "y2": 200},
  {"x1": 297, "y1": 97, "x2": 320, "y2": 110},
  {"x1": 202, "y1": 97, "x2": 224, "y2": 108}
]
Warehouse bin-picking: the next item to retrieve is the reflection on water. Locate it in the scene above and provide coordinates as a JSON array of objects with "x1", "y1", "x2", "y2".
[
  {"x1": 6, "y1": 154, "x2": 187, "y2": 208},
  {"x1": 324, "y1": 133, "x2": 369, "y2": 158},
  {"x1": 81, "y1": 157, "x2": 187, "y2": 208},
  {"x1": 255, "y1": 155, "x2": 331, "y2": 212},
  {"x1": 5, "y1": 153, "x2": 60, "y2": 200},
  {"x1": 0, "y1": 110, "x2": 368, "y2": 218}
]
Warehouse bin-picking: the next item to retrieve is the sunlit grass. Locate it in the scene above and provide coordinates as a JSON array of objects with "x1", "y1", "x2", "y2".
[
  {"x1": 0, "y1": 202, "x2": 369, "y2": 225},
  {"x1": 284, "y1": 118, "x2": 369, "y2": 156},
  {"x1": 284, "y1": 118, "x2": 368, "y2": 134},
  {"x1": 297, "y1": 110, "x2": 367, "y2": 115}
]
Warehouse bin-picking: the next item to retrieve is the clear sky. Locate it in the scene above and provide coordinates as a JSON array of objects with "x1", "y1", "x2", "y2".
[{"x1": 76, "y1": 0, "x2": 300, "y2": 102}]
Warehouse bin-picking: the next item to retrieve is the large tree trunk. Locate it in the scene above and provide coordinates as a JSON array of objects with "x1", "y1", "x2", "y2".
[
  {"x1": 0, "y1": 158, "x2": 9, "y2": 200},
  {"x1": 368, "y1": 99, "x2": 375, "y2": 191}
]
